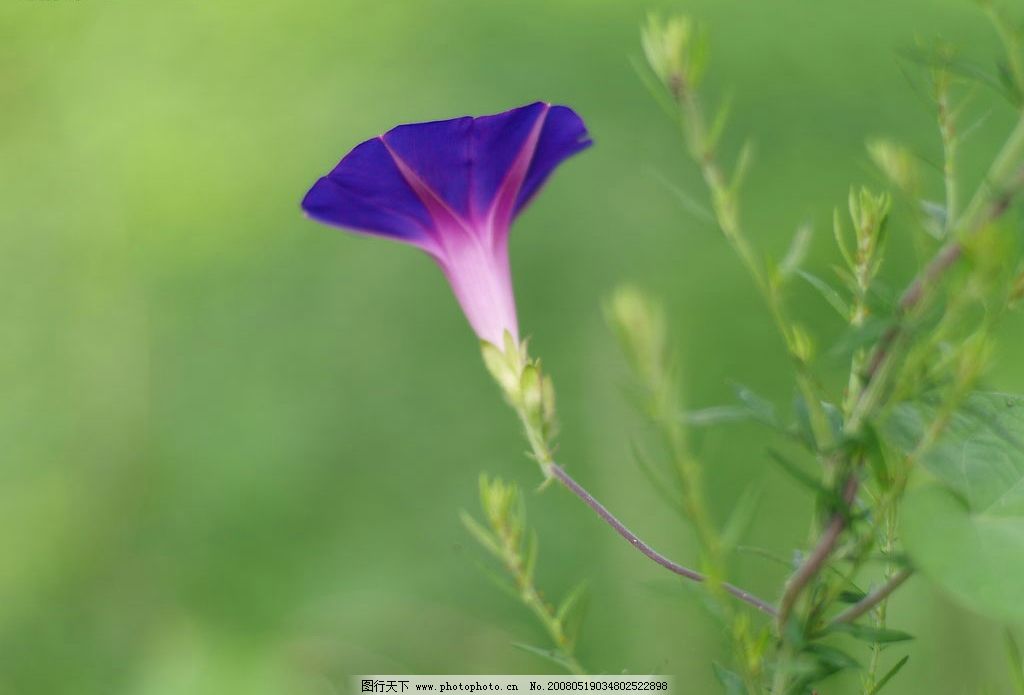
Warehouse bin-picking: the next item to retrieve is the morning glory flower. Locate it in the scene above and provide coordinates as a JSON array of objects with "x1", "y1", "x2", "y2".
[{"x1": 302, "y1": 102, "x2": 591, "y2": 347}]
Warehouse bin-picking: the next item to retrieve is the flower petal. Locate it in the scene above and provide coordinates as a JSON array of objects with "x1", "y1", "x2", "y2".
[
  {"x1": 302, "y1": 103, "x2": 592, "y2": 344},
  {"x1": 381, "y1": 116, "x2": 474, "y2": 220},
  {"x1": 467, "y1": 102, "x2": 550, "y2": 221},
  {"x1": 514, "y1": 104, "x2": 592, "y2": 215},
  {"x1": 304, "y1": 103, "x2": 592, "y2": 247},
  {"x1": 301, "y1": 138, "x2": 434, "y2": 243}
]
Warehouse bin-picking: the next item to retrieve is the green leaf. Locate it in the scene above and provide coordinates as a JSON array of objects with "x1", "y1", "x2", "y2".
[
  {"x1": 1006, "y1": 630, "x2": 1024, "y2": 695},
  {"x1": 779, "y1": 224, "x2": 813, "y2": 280},
  {"x1": 732, "y1": 384, "x2": 780, "y2": 428},
  {"x1": 862, "y1": 432, "x2": 887, "y2": 487},
  {"x1": 469, "y1": 558, "x2": 521, "y2": 603},
  {"x1": 960, "y1": 109, "x2": 995, "y2": 144},
  {"x1": 556, "y1": 581, "x2": 590, "y2": 647},
  {"x1": 892, "y1": 397, "x2": 1024, "y2": 626},
  {"x1": 798, "y1": 270, "x2": 850, "y2": 318},
  {"x1": 735, "y1": 545, "x2": 794, "y2": 570},
  {"x1": 802, "y1": 643, "x2": 860, "y2": 671},
  {"x1": 680, "y1": 405, "x2": 754, "y2": 427},
  {"x1": 826, "y1": 622, "x2": 914, "y2": 644},
  {"x1": 793, "y1": 395, "x2": 843, "y2": 450},
  {"x1": 630, "y1": 441, "x2": 684, "y2": 515},
  {"x1": 523, "y1": 530, "x2": 538, "y2": 586},
  {"x1": 512, "y1": 643, "x2": 578, "y2": 673},
  {"x1": 887, "y1": 393, "x2": 1024, "y2": 513},
  {"x1": 826, "y1": 316, "x2": 889, "y2": 362},
  {"x1": 767, "y1": 449, "x2": 828, "y2": 497},
  {"x1": 730, "y1": 140, "x2": 755, "y2": 193},
  {"x1": 898, "y1": 46, "x2": 1009, "y2": 98},
  {"x1": 869, "y1": 655, "x2": 909, "y2": 695},
  {"x1": 711, "y1": 662, "x2": 746, "y2": 695},
  {"x1": 460, "y1": 511, "x2": 503, "y2": 559},
  {"x1": 707, "y1": 93, "x2": 734, "y2": 151},
  {"x1": 629, "y1": 55, "x2": 680, "y2": 121},
  {"x1": 902, "y1": 483, "x2": 1024, "y2": 622},
  {"x1": 919, "y1": 200, "x2": 948, "y2": 239},
  {"x1": 838, "y1": 589, "x2": 868, "y2": 604},
  {"x1": 720, "y1": 484, "x2": 761, "y2": 551},
  {"x1": 652, "y1": 170, "x2": 715, "y2": 223}
]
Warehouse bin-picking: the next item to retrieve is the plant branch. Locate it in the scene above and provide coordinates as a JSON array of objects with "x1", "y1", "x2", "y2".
[
  {"x1": 489, "y1": 344, "x2": 777, "y2": 617},
  {"x1": 777, "y1": 474, "x2": 859, "y2": 628},
  {"x1": 861, "y1": 113, "x2": 1024, "y2": 404},
  {"x1": 852, "y1": 169, "x2": 1024, "y2": 428},
  {"x1": 465, "y1": 476, "x2": 586, "y2": 675},
  {"x1": 777, "y1": 116, "x2": 1024, "y2": 641},
  {"x1": 675, "y1": 88, "x2": 834, "y2": 451},
  {"x1": 548, "y1": 462, "x2": 778, "y2": 616},
  {"x1": 830, "y1": 569, "x2": 912, "y2": 626}
]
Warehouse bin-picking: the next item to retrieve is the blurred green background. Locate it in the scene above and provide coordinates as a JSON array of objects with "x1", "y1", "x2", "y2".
[{"x1": 3, "y1": 0, "x2": 1023, "y2": 693}]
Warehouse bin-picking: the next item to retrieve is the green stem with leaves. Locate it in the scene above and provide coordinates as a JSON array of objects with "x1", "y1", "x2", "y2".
[
  {"x1": 463, "y1": 474, "x2": 586, "y2": 674},
  {"x1": 636, "y1": 12, "x2": 1024, "y2": 695},
  {"x1": 676, "y1": 88, "x2": 833, "y2": 452},
  {"x1": 482, "y1": 337, "x2": 776, "y2": 617}
]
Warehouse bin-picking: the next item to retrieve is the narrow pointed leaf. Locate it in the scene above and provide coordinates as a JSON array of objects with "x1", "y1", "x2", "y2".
[
  {"x1": 631, "y1": 441, "x2": 685, "y2": 514},
  {"x1": 460, "y1": 511, "x2": 504, "y2": 559},
  {"x1": 798, "y1": 270, "x2": 850, "y2": 318},
  {"x1": 767, "y1": 449, "x2": 829, "y2": 497},
  {"x1": 732, "y1": 384, "x2": 780, "y2": 428},
  {"x1": 470, "y1": 558, "x2": 522, "y2": 603},
  {"x1": 838, "y1": 589, "x2": 868, "y2": 604},
  {"x1": 653, "y1": 170, "x2": 715, "y2": 222},
  {"x1": 721, "y1": 485, "x2": 761, "y2": 550},
  {"x1": 707, "y1": 93, "x2": 735, "y2": 150},
  {"x1": 629, "y1": 55, "x2": 680, "y2": 119},
  {"x1": 803, "y1": 643, "x2": 861, "y2": 671},
  {"x1": 513, "y1": 643, "x2": 579, "y2": 673},
  {"x1": 712, "y1": 662, "x2": 746, "y2": 695},
  {"x1": 524, "y1": 530, "x2": 539, "y2": 586},
  {"x1": 556, "y1": 581, "x2": 590, "y2": 647},
  {"x1": 827, "y1": 622, "x2": 914, "y2": 644},
  {"x1": 868, "y1": 655, "x2": 909, "y2": 695},
  {"x1": 779, "y1": 224, "x2": 814, "y2": 279},
  {"x1": 680, "y1": 405, "x2": 754, "y2": 427},
  {"x1": 731, "y1": 140, "x2": 755, "y2": 193}
]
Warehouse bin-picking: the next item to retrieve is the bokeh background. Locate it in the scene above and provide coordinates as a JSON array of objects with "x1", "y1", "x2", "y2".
[{"x1": 3, "y1": 0, "x2": 1023, "y2": 693}]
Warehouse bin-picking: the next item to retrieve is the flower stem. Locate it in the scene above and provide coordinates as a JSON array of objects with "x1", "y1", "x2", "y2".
[
  {"x1": 548, "y1": 462, "x2": 777, "y2": 616},
  {"x1": 776, "y1": 474, "x2": 859, "y2": 629},
  {"x1": 494, "y1": 338, "x2": 776, "y2": 617},
  {"x1": 830, "y1": 569, "x2": 911, "y2": 626}
]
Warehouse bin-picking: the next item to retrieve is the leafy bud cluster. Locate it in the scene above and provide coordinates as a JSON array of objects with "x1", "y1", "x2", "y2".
[{"x1": 481, "y1": 332, "x2": 558, "y2": 469}]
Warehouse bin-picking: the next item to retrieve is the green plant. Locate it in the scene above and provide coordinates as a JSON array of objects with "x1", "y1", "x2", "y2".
[{"x1": 463, "y1": 4, "x2": 1024, "y2": 692}]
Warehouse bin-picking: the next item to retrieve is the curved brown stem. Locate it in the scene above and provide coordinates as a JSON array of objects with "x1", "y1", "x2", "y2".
[
  {"x1": 830, "y1": 569, "x2": 912, "y2": 626},
  {"x1": 777, "y1": 474, "x2": 859, "y2": 628},
  {"x1": 548, "y1": 463, "x2": 777, "y2": 616}
]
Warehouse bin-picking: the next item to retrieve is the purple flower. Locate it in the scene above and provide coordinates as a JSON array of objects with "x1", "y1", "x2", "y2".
[{"x1": 302, "y1": 102, "x2": 592, "y2": 346}]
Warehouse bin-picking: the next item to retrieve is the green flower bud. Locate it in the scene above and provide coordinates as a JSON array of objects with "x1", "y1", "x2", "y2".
[
  {"x1": 641, "y1": 14, "x2": 707, "y2": 95},
  {"x1": 604, "y1": 285, "x2": 668, "y2": 390},
  {"x1": 541, "y1": 374, "x2": 558, "y2": 434},
  {"x1": 867, "y1": 139, "x2": 919, "y2": 193},
  {"x1": 482, "y1": 340, "x2": 520, "y2": 400},
  {"x1": 520, "y1": 363, "x2": 543, "y2": 421},
  {"x1": 789, "y1": 323, "x2": 816, "y2": 364}
]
